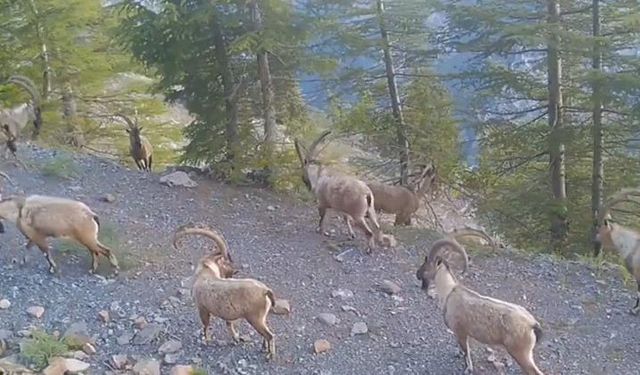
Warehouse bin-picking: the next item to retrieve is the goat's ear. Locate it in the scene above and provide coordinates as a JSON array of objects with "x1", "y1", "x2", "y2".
[
  {"x1": 435, "y1": 257, "x2": 443, "y2": 266},
  {"x1": 603, "y1": 218, "x2": 611, "y2": 227},
  {"x1": 138, "y1": 126, "x2": 144, "y2": 131},
  {"x1": 125, "y1": 129, "x2": 130, "y2": 134}
]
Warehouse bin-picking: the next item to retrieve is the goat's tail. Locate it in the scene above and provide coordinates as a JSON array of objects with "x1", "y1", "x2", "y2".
[
  {"x1": 532, "y1": 322, "x2": 543, "y2": 344},
  {"x1": 365, "y1": 193, "x2": 380, "y2": 230},
  {"x1": 266, "y1": 289, "x2": 276, "y2": 308}
]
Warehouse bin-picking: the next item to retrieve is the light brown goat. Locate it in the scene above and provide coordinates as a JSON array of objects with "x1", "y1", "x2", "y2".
[
  {"x1": 294, "y1": 130, "x2": 393, "y2": 252},
  {"x1": 115, "y1": 113, "x2": 153, "y2": 172},
  {"x1": 0, "y1": 194, "x2": 119, "y2": 274},
  {"x1": 173, "y1": 225, "x2": 277, "y2": 359},
  {"x1": 367, "y1": 163, "x2": 437, "y2": 226},
  {"x1": 0, "y1": 75, "x2": 43, "y2": 140},
  {"x1": 417, "y1": 257, "x2": 544, "y2": 375},
  {"x1": 594, "y1": 187, "x2": 640, "y2": 314}
]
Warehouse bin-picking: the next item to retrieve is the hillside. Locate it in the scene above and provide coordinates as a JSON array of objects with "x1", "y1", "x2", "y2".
[{"x1": 0, "y1": 145, "x2": 638, "y2": 375}]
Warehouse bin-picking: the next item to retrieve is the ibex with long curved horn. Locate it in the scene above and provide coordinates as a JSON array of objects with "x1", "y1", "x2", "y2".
[
  {"x1": 115, "y1": 113, "x2": 153, "y2": 172},
  {"x1": 0, "y1": 75, "x2": 43, "y2": 141},
  {"x1": 294, "y1": 130, "x2": 394, "y2": 252},
  {"x1": 594, "y1": 187, "x2": 640, "y2": 315}
]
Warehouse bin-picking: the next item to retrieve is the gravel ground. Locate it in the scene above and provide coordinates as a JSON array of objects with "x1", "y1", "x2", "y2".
[{"x1": 0, "y1": 145, "x2": 639, "y2": 375}]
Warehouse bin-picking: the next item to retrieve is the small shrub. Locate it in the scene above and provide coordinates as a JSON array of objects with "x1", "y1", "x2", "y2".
[
  {"x1": 191, "y1": 368, "x2": 207, "y2": 375},
  {"x1": 40, "y1": 154, "x2": 79, "y2": 180},
  {"x1": 20, "y1": 330, "x2": 69, "y2": 370}
]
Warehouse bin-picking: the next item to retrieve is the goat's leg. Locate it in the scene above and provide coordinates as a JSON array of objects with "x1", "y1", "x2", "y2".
[
  {"x1": 352, "y1": 217, "x2": 375, "y2": 253},
  {"x1": 629, "y1": 280, "x2": 640, "y2": 315},
  {"x1": 134, "y1": 158, "x2": 144, "y2": 171},
  {"x1": 96, "y1": 240, "x2": 120, "y2": 273},
  {"x1": 455, "y1": 334, "x2": 473, "y2": 374},
  {"x1": 507, "y1": 342, "x2": 544, "y2": 375},
  {"x1": 317, "y1": 206, "x2": 327, "y2": 235},
  {"x1": 247, "y1": 316, "x2": 276, "y2": 360},
  {"x1": 198, "y1": 307, "x2": 211, "y2": 344},
  {"x1": 226, "y1": 321, "x2": 247, "y2": 343},
  {"x1": 343, "y1": 214, "x2": 356, "y2": 239},
  {"x1": 18, "y1": 225, "x2": 57, "y2": 273},
  {"x1": 147, "y1": 155, "x2": 153, "y2": 172}
]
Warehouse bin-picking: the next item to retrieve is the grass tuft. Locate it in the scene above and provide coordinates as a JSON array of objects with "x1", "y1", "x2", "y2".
[{"x1": 20, "y1": 330, "x2": 69, "y2": 370}]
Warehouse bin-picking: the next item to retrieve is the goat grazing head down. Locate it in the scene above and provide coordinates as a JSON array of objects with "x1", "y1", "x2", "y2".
[
  {"x1": 115, "y1": 113, "x2": 153, "y2": 172},
  {"x1": 172, "y1": 224, "x2": 237, "y2": 279}
]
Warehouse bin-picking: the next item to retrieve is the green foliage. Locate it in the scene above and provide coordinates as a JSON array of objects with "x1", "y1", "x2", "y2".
[
  {"x1": 39, "y1": 154, "x2": 79, "y2": 180},
  {"x1": 20, "y1": 330, "x2": 69, "y2": 370}
]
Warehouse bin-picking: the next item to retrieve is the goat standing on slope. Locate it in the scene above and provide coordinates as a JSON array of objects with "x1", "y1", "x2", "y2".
[
  {"x1": 593, "y1": 187, "x2": 640, "y2": 315},
  {"x1": 367, "y1": 162, "x2": 437, "y2": 226},
  {"x1": 0, "y1": 75, "x2": 43, "y2": 141},
  {"x1": 0, "y1": 194, "x2": 119, "y2": 274},
  {"x1": 173, "y1": 225, "x2": 277, "y2": 360},
  {"x1": 294, "y1": 130, "x2": 395, "y2": 252},
  {"x1": 417, "y1": 256, "x2": 545, "y2": 375},
  {"x1": 115, "y1": 113, "x2": 153, "y2": 172}
]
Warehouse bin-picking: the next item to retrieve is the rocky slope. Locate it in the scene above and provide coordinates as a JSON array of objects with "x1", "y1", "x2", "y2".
[{"x1": 0, "y1": 144, "x2": 638, "y2": 375}]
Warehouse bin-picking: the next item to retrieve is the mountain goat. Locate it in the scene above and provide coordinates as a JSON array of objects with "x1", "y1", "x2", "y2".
[
  {"x1": 294, "y1": 130, "x2": 394, "y2": 252},
  {"x1": 173, "y1": 224, "x2": 277, "y2": 359},
  {"x1": 417, "y1": 256, "x2": 545, "y2": 375},
  {"x1": 594, "y1": 187, "x2": 640, "y2": 314},
  {"x1": 0, "y1": 75, "x2": 43, "y2": 140},
  {"x1": 0, "y1": 194, "x2": 119, "y2": 274},
  {"x1": 367, "y1": 162, "x2": 437, "y2": 226},
  {"x1": 115, "y1": 113, "x2": 153, "y2": 172}
]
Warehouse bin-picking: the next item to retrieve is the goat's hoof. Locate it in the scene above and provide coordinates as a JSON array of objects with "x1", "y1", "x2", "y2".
[
  {"x1": 463, "y1": 367, "x2": 474, "y2": 375},
  {"x1": 629, "y1": 308, "x2": 639, "y2": 316},
  {"x1": 48, "y1": 267, "x2": 57, "y2": 274}
]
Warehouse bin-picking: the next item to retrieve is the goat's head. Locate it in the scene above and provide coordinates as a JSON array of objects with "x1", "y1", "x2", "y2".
[
  {"x1": 294, "y1": 130, "x2": 331, "y2": 191},
  {"x1": 6, "y1": 75, "x2": 42, "y2": 139},
  {"x1": 594, "y1": 188, "x2": 640, "y2": 248},
  {"x1": 196, "y1": 252, "x2": 236, "y2": 279},
  {"x1": 116, "y1": 113, "x2": 143, "y2": 147},
  {"x1": 417, "y1": 255, "x2": 452, "y2": 290}
]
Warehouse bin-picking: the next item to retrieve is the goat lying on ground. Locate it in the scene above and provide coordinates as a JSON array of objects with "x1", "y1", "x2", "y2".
[
  {"x1": 0, "y1": 194, "x2": 119, "y2": 274},
  {"x1": 173, "y1": 225, "x2": 277, "y2": 359},
  {"x1": 0, "y1": 75, "x2": 43, "y2": 140},
  {"x1": 294, "y1": 130, "x2": 394, "y2": 252},
  {"x1": 115, "y1": 113, "x2": 153, "y2": 172},
  {"x1": 594, "y1": 187, "x2": 640, "y2": 315},
  {"x1": 417, "y1": 256, "x2": 545, "y2": 375},
  {"x1": 367, "y1": 163, "x2": 437, "y2": 226}
]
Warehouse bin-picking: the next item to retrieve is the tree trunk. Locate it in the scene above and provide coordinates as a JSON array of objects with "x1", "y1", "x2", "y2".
[
  {"x1": 376, "y1": 0, "x2": 410, "y2": 185},
  {"x1": 27, "y1": 0, "x2": 51, "y2": 99},
  {"x1": 250, "y1": 0, "x2": 277, "y2": 168},
  {"x1": 211, "y1": 14, "x2": 239, "y2": 164},
  {"x1": 547, "y1": 0, "x2": 568, "y2": 250},
  {"x1": 591, "y1": 0, "x2": 604, "y2": 256}
]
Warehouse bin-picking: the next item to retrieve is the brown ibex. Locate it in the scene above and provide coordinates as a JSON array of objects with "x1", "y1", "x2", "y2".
[
  {"x1": 367, "y1": 162, "x2": 437, "y2": 226},
  {"x1": 594, "y1": 187, "x2": 640, "y2": 314},
  {"x1": 115, "y1": 113, "x2": 153, "y2": 172},
  {"x1": 173, "y1": 224, "x2": 277, "y2": 359},
  {"x1": 417, "y1": 257, "x2": 545, "y2": 375},
  {"x1": 294, "y1": 130, "x2": 394, "y2": 252},
  {"x1": 0, "y1": 194, "x2": 119, "y2": 274},
  {"x1": 0, "y1": 75, "x2": 43, "y2": 140}
]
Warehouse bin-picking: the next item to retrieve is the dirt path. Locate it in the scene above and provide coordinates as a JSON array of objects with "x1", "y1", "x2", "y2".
[{"x1": 0, "y1": 145, "x2": 638, "y2": 375}]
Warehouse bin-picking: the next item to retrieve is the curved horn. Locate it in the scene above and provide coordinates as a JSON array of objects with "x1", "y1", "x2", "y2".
[
  {"x1": 597, "y1": 188, "x2": 640, "y2": 224},
  {"x1": 113, "y1": 113, "x2": 137, "y2": 129},
  {"x1": 7, "y1": 75, "x2": 43, "y2": 138},
  {"x1": 172, "y1": 225, "x2": 232, "y2": 262},
  {"x1": 427, "y1": 238, "x2": 469, "y2": 274},
  {"x1": 0, "y1": 171, "x2": 14, "y2": 186},
  {"x1": 306, "y1": 130, "x2": 332, "y2": 159},
  {"x1": 294, "y1": 138, "x2": 306, "y2": 165},
  {"x1": 7, "y1": 75, "x2": 41, "y2": 105},
  {"x1": 446, "y1": 225, "x2": 497, "y2": 251}
]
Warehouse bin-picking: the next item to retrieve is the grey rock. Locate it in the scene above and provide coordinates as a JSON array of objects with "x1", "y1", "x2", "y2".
[
  {"x1": 351, "y1": 322, "x2": 368, "y2": 336},
  {"x1": 159, "y1": 171, "x2": 197, "y2": 188},
  {"x1": 316, "y1": 313, "x2": 338, "y2": 326},
  {"x1": 133, "y1": 324, "x2": 163, "y2": 345},
  {"x1": 158, "y1": 339, "x2": 182, "y2": 354}
]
